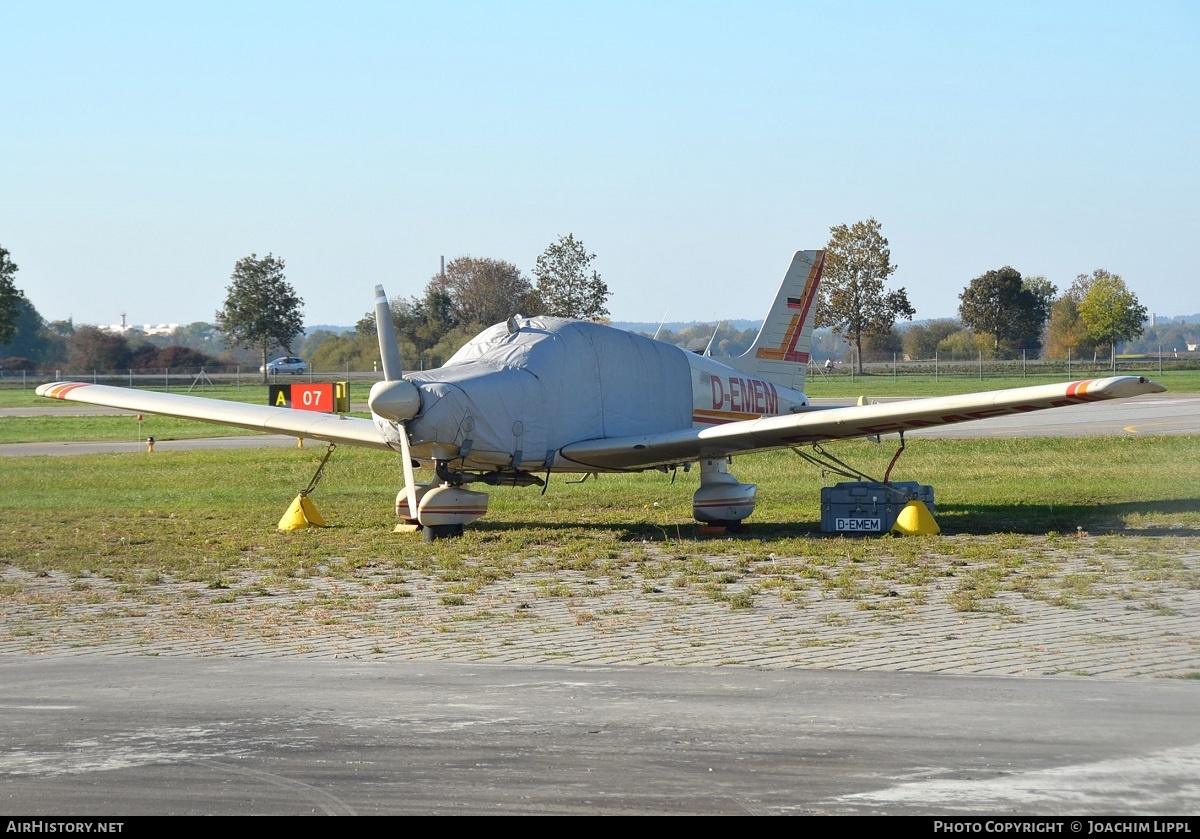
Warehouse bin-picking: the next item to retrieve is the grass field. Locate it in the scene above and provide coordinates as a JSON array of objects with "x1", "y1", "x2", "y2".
[
  {"x1": 2, "y1": 437, "x2": 1197, "y2": 594},
  {"x1": 0, "y1": 415, "x2": 265, "y2": 444},
  {"x1": 2, "y1": 432, "x2": 1197, "y2": 672}
]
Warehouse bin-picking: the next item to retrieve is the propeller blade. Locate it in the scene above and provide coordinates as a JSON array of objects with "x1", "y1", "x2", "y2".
[
  {"x1": 374, "y1": 288, "x2": 420, "y2": 519},
  {"x1": 375, "y1": 285, "x2": 405, "y2": 382},
  {"x1": 398, "y1": 421, "x2": 419, "y2": 523},
  {"x1": 368, "y1": 285, "x2": 422, "y2": 422}
]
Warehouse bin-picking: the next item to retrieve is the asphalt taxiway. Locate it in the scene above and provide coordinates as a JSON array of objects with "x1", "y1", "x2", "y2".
[{"x1": 2, "y1": 656, "x2": 1198, "y2": 815}]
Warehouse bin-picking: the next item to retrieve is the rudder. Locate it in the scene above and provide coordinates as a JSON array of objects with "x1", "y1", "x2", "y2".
[{"x1": 714, "y1": 250, "x2": 824, "y2": 391}]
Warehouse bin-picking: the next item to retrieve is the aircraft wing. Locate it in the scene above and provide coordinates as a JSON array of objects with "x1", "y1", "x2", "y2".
[
  {"x1": 558, "y1": 376, "x2": 1167, "y2": 471},
  {"x1": 35, "y1": 382, "x2": 390, "y2": 450}
]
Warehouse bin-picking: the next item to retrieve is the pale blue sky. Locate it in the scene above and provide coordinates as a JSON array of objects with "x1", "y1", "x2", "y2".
[{"x1": 3, "y1": 1, "x2": 1197, "y2": 330}]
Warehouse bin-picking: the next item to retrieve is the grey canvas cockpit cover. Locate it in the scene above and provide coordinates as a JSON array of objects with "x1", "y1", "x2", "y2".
[{"x1": 407, "y1": 318, "x2": 692, "y2": 468}]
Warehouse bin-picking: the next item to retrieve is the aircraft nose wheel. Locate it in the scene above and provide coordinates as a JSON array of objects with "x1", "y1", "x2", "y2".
[{"x1": 422, "y1": 523, "x2": 465, "y2": 542}]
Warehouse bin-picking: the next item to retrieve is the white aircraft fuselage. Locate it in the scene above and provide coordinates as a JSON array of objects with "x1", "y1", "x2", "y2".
[
  {"x1": 372, "y1": 317, "x2": 811, "y2": 475},
  {"x1": 685, "y1": 353, "x2": 807, "y2": 428}
]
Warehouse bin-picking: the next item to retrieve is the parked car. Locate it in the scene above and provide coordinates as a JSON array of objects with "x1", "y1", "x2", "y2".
[{"x1": 261, "y1": 356, "x2": 307, "y2": 375}]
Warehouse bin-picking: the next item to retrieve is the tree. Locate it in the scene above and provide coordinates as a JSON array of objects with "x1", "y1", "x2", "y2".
[
  {"x1": 298, "y1": 328, "x2": 340, "y2": 362},
  {"x1": 129, "y1": 343, "x2": 161, "y2": 370},
  {"x1": 1125, "y1": 320, "x2": 1194, "y2": 356},
  {"x1": 172, "y1": 321, "x2": 222, "y2": 352},
  {"x1": 901, "y1": 319, "x2": 962, "y2": 360},
  {"x1": 409, "y1": 285, "x2": 461, "y2": 348},
  {"x1": 214, "y1": 253, "x2": 304, "y2": 382},
  {"x1": 0, "y1": 245, "x2": 24, "y2": 346},
  {"x1": 357, "y1": 285, "x2": 461, "y2": 358},
  {"x1": 1043, "y1": 294, "x2": 1095, "y2": 360},
  {"x1": 67, "y1": 326, "x2": 131, "y2": 371},
  {"x1": 156, "y1": 345, "x2": 215, "y2": 369},
  {"x1": 1077, "y1": 270, "x2": 1148, "y2": 368},
  {"x1": 957, "y1": 267, "x2": 1053, "y2": 354},
  {"x1": 0, "y1": 296, "x2": 49, "y2": 361},
  {"x1": 1043, "y1": 272, "x2": 1099, "y2": 360},
  {"x1": 709, "y1": 324, "x2": 759, "y2": 357},
  {"x1": 815, "y1": 218, "x2": 914, "y2": 373},
  {"x1": 309, "y1": 331, "x2": 380, "y2": 372},
  {"x1": 860, "y1": 325, "x2": 903, "y2": 360},
  {"x1": 429, "y1": 256, "x2": 535, "y2": 327},
  {"x1": 937, "y1": 328, "x2": 990, "y2": 360},
  {"x1": 532, "y1": 233, "x2": 611, "y2": 320},
  {"x1": 1022, "y1": 275, "x2": 1057, "y2": 319}
]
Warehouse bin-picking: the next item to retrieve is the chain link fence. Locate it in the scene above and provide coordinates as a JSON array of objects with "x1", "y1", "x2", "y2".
[{"x1": 0, "y1": 365, "x2": 388, "y2": 391}]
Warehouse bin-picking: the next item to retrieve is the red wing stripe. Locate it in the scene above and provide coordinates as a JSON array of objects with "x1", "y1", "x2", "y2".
[{"x1": 47, "y1": 382, "x2": 89, "y2": 399}]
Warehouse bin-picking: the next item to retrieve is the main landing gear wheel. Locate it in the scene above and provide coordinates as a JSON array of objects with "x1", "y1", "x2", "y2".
[{"x1": 422, "y1": 523, "x2": 465, "y2": 542}]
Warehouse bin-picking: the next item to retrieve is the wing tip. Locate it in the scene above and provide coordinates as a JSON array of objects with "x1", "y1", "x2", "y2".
[
  {"x1": 1086, "y1": 375, "x2": 1168, "y2": 398},
  {"x1": 36, "y1": 381, "x2": 88, "y2": 399}
]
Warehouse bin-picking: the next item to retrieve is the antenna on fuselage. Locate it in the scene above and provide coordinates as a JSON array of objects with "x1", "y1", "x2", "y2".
[
  {"x1": 703, "y1": 321, "x2": 725, "y2": 357},
  {"x1": 652, "y1": 313, "x2": 668, "y2": 341}
]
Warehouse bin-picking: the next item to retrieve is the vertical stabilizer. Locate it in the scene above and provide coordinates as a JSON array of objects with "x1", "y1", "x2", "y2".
[{"x1": 714, "y1": 250, "x2": 824, "y2": 391}]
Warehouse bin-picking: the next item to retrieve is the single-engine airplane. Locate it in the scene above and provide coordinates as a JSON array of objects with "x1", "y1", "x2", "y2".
[{"x1": 37, "y1": 250, "x2": 1167, "y2": 539}]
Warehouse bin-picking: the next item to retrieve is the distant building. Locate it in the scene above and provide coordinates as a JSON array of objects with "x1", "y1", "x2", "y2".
[{"x1": 95, "y1": 313, "x2": 179, "y2": 336}]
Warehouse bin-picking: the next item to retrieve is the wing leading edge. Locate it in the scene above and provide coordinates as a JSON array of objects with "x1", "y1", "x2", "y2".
[
  {"x1": 35, "y1": 376, "x2": 1168, "y2": 471},
  {"x1": 35, "y1": 382, "x2": 389, "y2": 450},
  {"x1": 558, "y1": 376, "x2": 1167, "y2": 471}
]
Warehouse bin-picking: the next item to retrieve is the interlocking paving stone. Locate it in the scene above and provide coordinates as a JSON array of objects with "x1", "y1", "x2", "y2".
[{"x1": 3, "y1": 548, "x2": 1198, "y2": 678}]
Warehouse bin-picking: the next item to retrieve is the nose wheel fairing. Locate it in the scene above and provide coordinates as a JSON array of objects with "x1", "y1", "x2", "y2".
[
  {"x1": 396, "y1": 464, "x2": 489, "y2": 537},
  {"x1": 692, "y1": 457, "x2": 757, "y2": 527},
  {"x1": 416, "y1": 485, "x2": 489, "y2": 527}
]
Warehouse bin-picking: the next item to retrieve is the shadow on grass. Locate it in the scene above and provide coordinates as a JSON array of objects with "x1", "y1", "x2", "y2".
[
  {"x1": 466, "y1": 497, "x2": 1200, "y2": 541},
  {"x1": 932, "y1": 497, "x2": 1200, "y2": 536},
  {"x1": 464, "y1": 519, "x2": 818, "y2": 542}
]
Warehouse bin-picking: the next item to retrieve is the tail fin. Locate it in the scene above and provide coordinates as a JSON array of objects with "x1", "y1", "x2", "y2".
[{"x1": 713, "y1": 250, "x2": 824, "y2": 392}]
